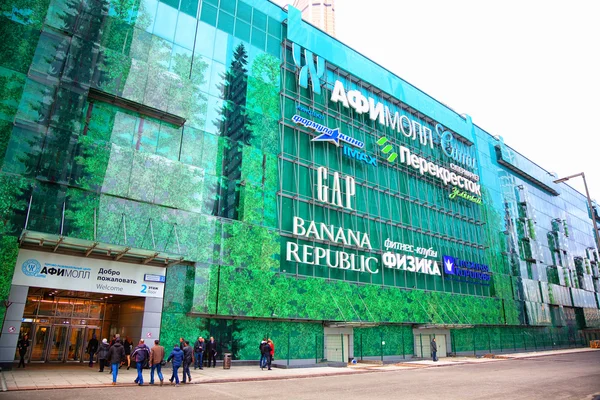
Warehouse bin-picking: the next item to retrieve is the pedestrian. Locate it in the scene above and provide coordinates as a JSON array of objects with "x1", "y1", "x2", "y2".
[
  {"x1": 132, "y1": 339, "x2": 150, "y2": 385},
  {"x1": 107, "y1": 338, "x2": 125, "y2": 385},
  {"x1": 194, "y1": 337, "x2": 204, "y2": 370},
  {"x1": 167, "y1": 344, "x2": 184, "y2": 386},
  {"x1": 179, "y1": 337, "x2": 185, "y2": 350},
  {"x1": 206, "y1": 336, "x2": 217, "y2": 368},
  {"x1": 17, "y1": 334, "x2": 30, "y2": 368},
  {"x1": 149, "y1": 339, "x2": 165, "y2": 386},
  {"x1": 97, "y1": 338, "x2": 110, "y2": 372},
  {"x1": 87, "y1": 334, "x2": 99, "y2": 367},
  {"x1": 267, "y1": 339, "x2": 275, "y2": 370},
  {"x1": 259, "y1": 338, "x2": 268, "y2": 370},
  {"x1": 431, "y1": 337, "x2": 438, "y2": 362},
  {"x1": 182, "y1": 340, "x2": 193, "y2": 383},
  {"x1": 261, "y1": 339, "x2": 272, "y2": 371},
  {"x1": 123, "y1": 336, "x2": 132, "y2": 370}
]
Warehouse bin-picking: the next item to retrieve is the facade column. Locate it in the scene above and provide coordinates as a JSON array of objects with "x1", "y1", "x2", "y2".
[{"x1": 0, "y1": 285, "x2": 28, "y2": 368}]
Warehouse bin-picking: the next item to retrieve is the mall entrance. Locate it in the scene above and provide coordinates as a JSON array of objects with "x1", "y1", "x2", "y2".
[{"x1": 17, "y1": 287, "x2": 146, "y2": 364}]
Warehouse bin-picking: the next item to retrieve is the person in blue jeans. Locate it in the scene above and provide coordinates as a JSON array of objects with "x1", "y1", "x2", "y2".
[
  {"x1": 149, "y1": 339, "x2": 165, "y2": 386},
  {"x1": 259, "y1": 339, "x2": 268, "y2": 370},
  {"x1": 107, "y1": 338, "x2": 125, "y2": 385},
  {"x1": 431, "y1": 337, "x2": 438, "y2": 362},
  {"x1": 193, "y1": 337, "x2": 204, "y2": 370},
  {"x1": 131, "y1": 339, "x2": 150, "y2": 386},
  {"x1": 167, "y1": 344, "x2": 184, "y2": 386}
]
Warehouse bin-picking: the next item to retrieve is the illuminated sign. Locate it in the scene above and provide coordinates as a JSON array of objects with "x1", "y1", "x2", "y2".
[
  {"x1": 436, "y1": 125, "x2": 477, "y2": 169},
  {"x1": 449, "y1": 186, "x2": 482, "y2": 205},
  {"x1": 286, "y1": 216, "x2": 379, "y2": 274},
  {"x1": 330, "y1": 79, "x2": 477, "y2": 169},
  {"x1": 382, "y1": 253, "x2": 441, "y2": 276},
  {"x1": 292, "y1": 115, "x2": 364, "y2": 148},
  {"x1": 331, "y1": 80, "x2": 434, "y2": 149},
  {"x1": 292, "y1": 43, "x2": 325, "y2": 94},
  {"x1": 296, "y1": 104, "x2": 324, "y2": 120},
  {"x1": 443, "y1": 255, "x2": 490, "y2": 285},
  {"x1": 343, "y1": 146, "x2": 377, "y2": 166},
  {"x1": 384, "y1": 239, "x2": 438, "y2": 258},
  {"x1": 316, "y1": 167, "x2": 356, "y2": 210}
]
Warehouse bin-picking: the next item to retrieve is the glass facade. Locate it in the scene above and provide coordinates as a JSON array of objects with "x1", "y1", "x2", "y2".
[{"x1": 1, "y1": 0, "x2": 599, "y2": 363}]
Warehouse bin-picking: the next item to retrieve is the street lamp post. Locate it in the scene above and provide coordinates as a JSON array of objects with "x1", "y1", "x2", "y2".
[{"x1": 553, "y1": 172, "x2": 600, "y2": 258}]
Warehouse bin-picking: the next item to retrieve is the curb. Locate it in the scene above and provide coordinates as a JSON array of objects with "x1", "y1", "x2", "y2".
[{"x1": 0, "y1": 369, "x2": 8, "y2": 392}]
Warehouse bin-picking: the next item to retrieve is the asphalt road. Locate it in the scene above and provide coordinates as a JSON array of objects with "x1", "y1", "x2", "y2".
[{"x1": 2, "y1": 352, "x2": 599, "y2": 400}]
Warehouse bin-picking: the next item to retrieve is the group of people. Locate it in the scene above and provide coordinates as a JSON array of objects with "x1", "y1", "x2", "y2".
[
  {"x1": 88, "y1": 334, "x2": 219, "y2": 386},
  {"x1": 259, "y1": 338, "x2": 275, "y2": 370},
  {"x1": 92, "y1": 335, "x2": 154, "y2": 385}
]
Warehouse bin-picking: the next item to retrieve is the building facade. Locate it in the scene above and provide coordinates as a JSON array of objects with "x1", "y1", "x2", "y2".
[{"x1": 0, "y1": 0, "x2": 599, "y2": 367}]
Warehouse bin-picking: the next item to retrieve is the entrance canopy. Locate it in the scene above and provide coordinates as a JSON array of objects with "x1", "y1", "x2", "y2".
[{"x1": 19, "y1": 230, "x2": 185, "y2": 267}]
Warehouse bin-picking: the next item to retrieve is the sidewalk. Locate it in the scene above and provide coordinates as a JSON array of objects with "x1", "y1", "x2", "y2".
[{"x1": 1, "y1": 348, "x2": 597, "y2": 392}]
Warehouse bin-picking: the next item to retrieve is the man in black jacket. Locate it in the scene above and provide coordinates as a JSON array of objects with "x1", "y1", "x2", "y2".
[
  {"x1": 17, "y1": 334, "x2": 30, "y2": 368},
  {"x1": 205, "y1": 337, "x2": 217, "y2": 368},
  {"x1": 193, "y1": 337, "x2": 204, "y2": 370},
  {"x1": 107, "y1": 339, "x2": 125, "y2": 385},
  {"x1": 431, "y1": 337, "x2": 438, "y2": 362},
  {"x1": 87, "y1": 334, "x2": 99, "y2": 367},
  {"x1": 182, "y1": 341, "x2": 193, "y2": 383}
]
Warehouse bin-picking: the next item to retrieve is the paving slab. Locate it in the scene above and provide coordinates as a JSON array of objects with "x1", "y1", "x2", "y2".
[{"x1": 1, "y1": 347, "x2": 598, "y2": 391}]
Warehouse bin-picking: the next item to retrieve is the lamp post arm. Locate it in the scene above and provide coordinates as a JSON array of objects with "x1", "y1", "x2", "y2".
[{"x1": 580, "y1": 173, "x2": 600, "y2": 256}]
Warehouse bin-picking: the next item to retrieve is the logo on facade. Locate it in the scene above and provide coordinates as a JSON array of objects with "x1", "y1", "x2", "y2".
[
  {"x1": 442, "y1": 255, "x2": 491, "y2": 285},
  {"x1": 443, "y1": 255, "x2": 456, "y2": 275},
  {"x1": 22, "y1": 259, "x2": 43, "y2": 277},
  {"x1": 343, "y1": 146, "x2": 377, "y2": 166},
  {"x1": 296, "y1": 104, "x2": 324, "y2": 120},
  {"x1": 292, "y1": 115, "x2": 364, "y2": 148},
  {"x1": 292, "y1": 43, "x2": 325, "y2": 94}
]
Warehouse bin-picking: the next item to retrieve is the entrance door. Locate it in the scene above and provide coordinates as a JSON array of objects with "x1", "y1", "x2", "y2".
[
  {"x1": 30, "y1": 325, "x2": 51, "y2": 362},
  {"x1": 47, "y1": 326, "x2": 69, "y2": 362},
  {"x1": 325, "y1": 334, "x2": 350, "y2": 362},
  {"x1": 66, "y1": 327, "x2": 85, "y2": 362}
]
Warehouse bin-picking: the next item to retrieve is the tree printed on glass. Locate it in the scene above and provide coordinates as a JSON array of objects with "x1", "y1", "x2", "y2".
[{"x1": 212, "y1": 43, "x2": 252, "y2": 220}]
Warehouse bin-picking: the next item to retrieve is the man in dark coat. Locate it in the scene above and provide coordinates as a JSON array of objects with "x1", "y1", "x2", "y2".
[
  {"x1": 205, "y1": 337, "x2": 217, "y2": 368},
  {"x1": 431, "y1": 337, "x2": 438, "y2": 362},
  {"x1": 107, "y1": 338, "x2": 125, "y2": 385},
  {"x1": 17, "y1": 334, "x2": 30, "y2": 368},
  {"x1": 193, "y1": 337, "x2": 204, "y2": 370},
  {"x1": 259, "y1": 339, "x2": 268, "y2": 370},
  {"x1": 87, "y1": 334, "x2": 99, "y2": 367},
  {"x1": 182, "y1": 340, "x2": 193, "y2": 383}
]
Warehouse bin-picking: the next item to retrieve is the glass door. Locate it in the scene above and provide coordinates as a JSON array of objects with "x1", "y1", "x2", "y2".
[
  {"x1": 66, "y1": 327, "x2": 85, "y2": 362},
  {"x1": 29, "y1": 324, "x2": 51, "y2": 362},
  {"x1": 82, "y1": 327, "x2": 101, "y2": 363},
  {"x1": 47, "y1": 326, "x2": 69, "y2": 362}
]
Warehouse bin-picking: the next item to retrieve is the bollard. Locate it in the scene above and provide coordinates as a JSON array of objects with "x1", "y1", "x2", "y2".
[{"x1": 222, "y1": 353, "x2": 232, "y2": 369}]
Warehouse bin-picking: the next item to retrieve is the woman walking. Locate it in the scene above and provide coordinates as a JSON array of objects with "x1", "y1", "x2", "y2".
[
  {"x1": 123, "y1": 336, "x2": 132, "y2": 370},
  {"x1": 97, "y1": 338, "x2": 110, "y2": 372}
]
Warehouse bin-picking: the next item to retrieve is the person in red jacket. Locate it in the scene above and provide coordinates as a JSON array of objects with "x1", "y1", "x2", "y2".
[{"x1": 266, "y1": 339, "x2": 274, "y2": 371}]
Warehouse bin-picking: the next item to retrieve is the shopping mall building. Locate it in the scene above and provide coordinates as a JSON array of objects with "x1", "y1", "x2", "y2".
[{"x1": 1, "y1": 0, "x2": 599, "y2": 367}]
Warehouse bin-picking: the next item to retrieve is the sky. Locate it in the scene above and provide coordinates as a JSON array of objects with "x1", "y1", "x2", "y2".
[{"x1": 332, "y1": 0, "x2": 600, "y2": 200}]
